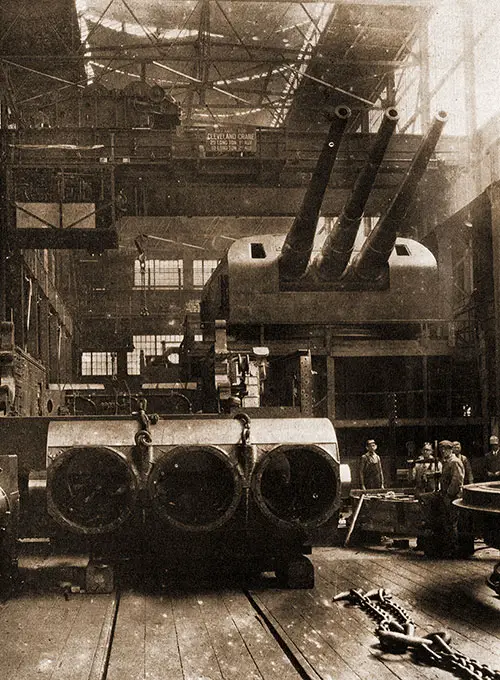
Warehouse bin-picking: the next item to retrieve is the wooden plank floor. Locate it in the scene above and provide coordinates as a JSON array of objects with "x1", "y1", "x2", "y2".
[{"x1": 0, "y1": 545, "x2": 499, "y2": 679}]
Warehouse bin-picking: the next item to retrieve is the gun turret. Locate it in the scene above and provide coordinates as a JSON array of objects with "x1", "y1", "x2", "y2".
[
  {"x1": 344, "y1": 110, "x2": 448, "y2": 283},
  {"x1": 200, "y1": 109, "x2": 447, "y2": 326},
  {"x1": 310, "y1": 107, "x2": 399, "y2": 281},
  {"x1": 278, "y1": 105, "x2": 351, "y2": 281}
]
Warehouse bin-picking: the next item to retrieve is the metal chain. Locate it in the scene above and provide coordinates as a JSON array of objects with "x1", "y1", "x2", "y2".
[
  {"x1": 134, "y1": 398, "x2": 158, "y2": 450},
  {"x1": 333, "y1": 588, "x2": 500, "y2": 680},
  {"x1": 335, "y1": 588, "x2": 404, "y2": 629},
  {"x1": 233, "y1": 411, "x2": 251, "y2": 446},
  {"x1": 233, "y1": 412, "x2": 253, "y2": 524},
  {"x1": 486, "y1": 562, "x2": 500, "y2": 596}
]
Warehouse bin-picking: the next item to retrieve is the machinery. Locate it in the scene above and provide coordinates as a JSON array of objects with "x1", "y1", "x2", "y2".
[
  {"x1": 182, "y1": 107, "x2": 448, "y2": 415},
  {"x1": 202, "y1": 109, "x2": 446, "y2": 325},
  {"x1": 8, "y1": 409, "x2": 339, "y2": 588},
  {"x1": 0, "y1": 456, "x2": 19, "y2": 590},
  {"x1": 0, "y1": 104, "x2": 449, "y2": 589},
  {"x1": 455, "y1": 483, "x2": 500, "y2": 593},
  {"x1": 455, "y1": 481, "x2": 500, "y2": 549},
  {"x1": 22, "y1": 82, "x2": 182, "y2": 131}
]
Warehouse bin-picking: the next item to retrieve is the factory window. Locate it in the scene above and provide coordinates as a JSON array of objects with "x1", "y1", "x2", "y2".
[
  {"x1": 193, "y1": 259, "x2": 219, "y2": 288},
  {"x1": 81, "y1": 352, "x2": 116, "y2": 376},
  {"x1": 473, "y1": 5, "x2": 500, "y2": 128},
  {"x1": 127, "y1": 334, "x2": 183, "y2": 375},
  {"x1": 134, "y1": 259, "x2": 183, "y2": 289},
  {"x1": 127, "y1": 333, "x2": 203, "y2": 375}
]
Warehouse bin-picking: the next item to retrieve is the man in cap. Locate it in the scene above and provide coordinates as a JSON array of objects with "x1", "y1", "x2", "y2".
[
  {"x1": 360, "y1": 439, "x2": 384, "y2": 490},
  {"x1": 413, "y1": 442, "x2": 441, "y2": 493},
  {"x1": 438, "y1": 440, "x2": 465, "y2": 557},
  {"x1": 452, "y1": 441, "x2": 475, "y2": 555},
  {"x1": 485, "y1": 435, "x2": 500, "y2": 480},
  {"x1": 452, "y1": 441, "x2": 474, "y2": 486}
]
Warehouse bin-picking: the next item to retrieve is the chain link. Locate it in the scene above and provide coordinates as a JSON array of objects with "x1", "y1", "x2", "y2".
[
  {"x1": 333, "y1": 588, "x2": 500, "y2": 680},
  {"x1": 134, "y1": 398, "x2": 158, "y2": 450},
  {"x1": 233, "y1": 412, "x2": 251, "y2": 445}
]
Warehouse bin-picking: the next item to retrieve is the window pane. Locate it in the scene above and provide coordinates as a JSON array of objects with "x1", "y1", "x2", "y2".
[
  {"x1": 81, "y1": 351, "x2": 114, "y2": 376},
  {"x1": 81, "y1": 352, "x2": 92, "y2": 376},
  {"x1": 474, "y1": 16, "x2": 500, "y2": 128},
  {"x1": 127, "y1": 334, "x2": 184, "y2": 375},
  {"x1": 395, "y1": 60, "x2": 421, "y2": 133},
  {"x1": 134, "y1": 259, "x2": 183, "y2": 289},
  {"x1": 193, "y1": 259, "x2": 219, "y2": 288}
]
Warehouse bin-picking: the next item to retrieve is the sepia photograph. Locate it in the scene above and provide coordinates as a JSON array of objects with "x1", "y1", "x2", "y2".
[{"x1": 0, "y1": 0, "x2": 499, "y2": 677}]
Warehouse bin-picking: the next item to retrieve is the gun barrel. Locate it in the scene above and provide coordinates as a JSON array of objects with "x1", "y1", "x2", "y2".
[
  {"x1": 346, "y1": 110, "x2": 448, "y2": 281},
  {"x1": 311, "y1": 108, "x2": 399, "y2": 281},
  {"x1": 279, "y1": 105, "x2": 351, "y2": 281}
]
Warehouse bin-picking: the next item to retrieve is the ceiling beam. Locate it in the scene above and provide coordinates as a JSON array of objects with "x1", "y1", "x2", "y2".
[
  {"x1": 1, "y1": 54, "x2": 415, "y2": 68},
  {"x1": 134, "y1": 184, "x2": 405, "y2": 217}
]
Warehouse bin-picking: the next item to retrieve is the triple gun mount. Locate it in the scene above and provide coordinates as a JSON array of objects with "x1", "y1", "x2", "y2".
[
  {"x1": 200, "y1": 106, "x2": 448, "y2": 327},
  {"x1": 278, "y1": 105, "x2": 448, "y2": 288}
]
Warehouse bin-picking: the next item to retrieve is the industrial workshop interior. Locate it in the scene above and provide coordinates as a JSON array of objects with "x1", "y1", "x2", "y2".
[{"x1": 1, "y1": 0, "x2": 500, "y2": 677}]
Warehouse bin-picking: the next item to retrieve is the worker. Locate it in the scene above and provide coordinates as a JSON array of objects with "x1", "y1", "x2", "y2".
[
  {"x1": 452, "y1": 440, "x2": 475, "y2": 556},
  {"x1": 484, "y1": 435, "x2": 500, "y2": 480},
  {"x1": 438, "y1": 440, "x2": 465, "y2": 557},
  {"x1": 360, "y1": 439, "x2": 384, "y2": 490},
  {"x1": 452, "y1": 441, "x2": 474, "y2": 486},
  {"x1": 413, "y1": 442, "x2": 441, "y2": 493}
]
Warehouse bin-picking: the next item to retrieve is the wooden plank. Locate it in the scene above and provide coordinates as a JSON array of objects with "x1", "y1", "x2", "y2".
[
  {"x1": 8, "y1": 596, "x2": 81, "y2": 679},
  {"x1": 196, "y1": 590, "x2": 274, "y2": 680},
  {"x1": 172, "y1": 593, "x2": 226, "y2": 680},
  {"x1": 252, "y1": 587, "x2": 398, "y2": 680},
  {"x1": 144, "y1": 594, "x2": 183, "y2": 680},
  {"x1": 0, "y1": 593, "x2": 56, "y2": 680},
  {"x1": 221, "y1": 589, "x2": 301, "y2": 680},
  {"x1": 243, "y1": 591, "x2": 325, "y2": 680},
  {"x1": 310, "y1": 557, "x2": 454, "y2": 680},
  {"x1": 106, "y1": 591, "x2": 146, "y2": 680},
  {"x1": 3, "y1": 550, "x2": 116, "y2": 680},
  {"x1": 52, "y1": 595, "x2": 116, "y2": 680},
  {"x1": 358, "y1": 551, "x2": 500, "y2": 642},
  {"x1": 256, "y1": 557, "x2": 452, "y2": 680},
  {"x1": 0, "y1": 591, "x2": 81, "y2": 680},
  {"x1": 170, "y1": 591, "x2": 226, "y2": 680},
  {"x1": 389, "y1": 550, "x2": 493, "y2": 584},
  {"x1": 320, "y1": 552, "x2": 500, "y2": 671},
  {"x1": 319, "y1": 559, "x2": 468, "y2": 679},
  {"x1": 412, "y1": 546, "x2": 499, "y2": 579},
  {"x1": 1, "y1": 546, "x2": 498, "y2": 680},
  {"x1": 382, "y1": 555, "x2": 500, "y2": 642},
  {"x1": 320, "y1": 578, "x2": 449, "y2": 680},
  {"x1": 367, "y1": 556, "x2": 500, "y2": 668},
  {"x1": 89, "y1": 594, "x2": 119, "y2": 680}
]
